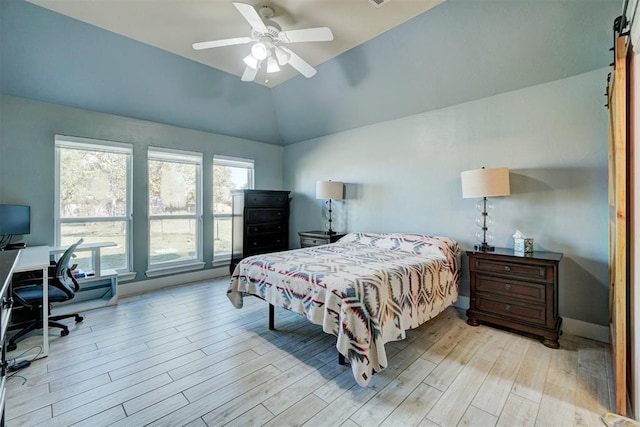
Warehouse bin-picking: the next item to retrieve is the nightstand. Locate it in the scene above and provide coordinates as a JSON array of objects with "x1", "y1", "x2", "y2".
[
  {"x1": 298, "y1": 231, "x2": 346, "y2": 248},
  {"x1": 466, "y1": 248, "x2": 563, "y2": 348}
]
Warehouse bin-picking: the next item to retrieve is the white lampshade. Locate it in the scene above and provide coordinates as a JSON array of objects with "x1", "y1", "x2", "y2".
[
  {"x1": 461, "y1": 167, "x2": 510, "y2": 198},
  {"x1": 316, "y1": 181, "x2": 344, "y2": 200}
]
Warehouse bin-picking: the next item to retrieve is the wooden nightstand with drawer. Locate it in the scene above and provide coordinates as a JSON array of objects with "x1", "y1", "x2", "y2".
[
  {"x1": 466, "y1": 248, "x2": 563, "y2": 348},
  {"x1": 298, "y1": 231, "x2": 346, "y2": 248}
]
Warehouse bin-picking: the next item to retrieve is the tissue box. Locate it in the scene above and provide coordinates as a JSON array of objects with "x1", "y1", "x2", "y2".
[{"x1": 514, "y1": 238, "x2": 534, "y2": 253}]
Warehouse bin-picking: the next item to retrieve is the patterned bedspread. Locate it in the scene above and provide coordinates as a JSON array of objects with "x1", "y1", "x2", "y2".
[{"x1": 227, "y1": 232, "x2": 460, "y2": 386}]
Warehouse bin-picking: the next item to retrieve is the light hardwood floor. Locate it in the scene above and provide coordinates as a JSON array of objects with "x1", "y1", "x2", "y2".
[{"x1": 5, "y1": 278, "x2": 613, "y2": 426}]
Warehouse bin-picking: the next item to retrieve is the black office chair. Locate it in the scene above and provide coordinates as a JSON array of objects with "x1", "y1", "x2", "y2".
[{"x1": 8, "y1": 239, "x2": 85, "y2": 351}]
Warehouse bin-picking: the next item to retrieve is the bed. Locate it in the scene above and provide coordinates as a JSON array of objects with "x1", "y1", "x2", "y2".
[{"x1": 227, "y1": 232, "x2": 460, "y2": 386}]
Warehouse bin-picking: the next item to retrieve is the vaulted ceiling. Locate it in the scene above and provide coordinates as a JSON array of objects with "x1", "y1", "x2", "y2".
[
  {"x1": 25, "y1": 0, "x2": 444, "y2": 88},
  {"x1": 1, "y1": 0, "x2": 621, "y2": 145}
]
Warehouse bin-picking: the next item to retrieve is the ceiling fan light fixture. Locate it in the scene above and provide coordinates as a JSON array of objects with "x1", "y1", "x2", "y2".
[
  {"x1": 192, "y1": 3, "x2": 333, "y2": 83},
  {"x1": 267, "y1": 57, "x2": 280, "y2": 73},
  {"x1": 275, "y1": 47, "x2": 290, "y2": 66},
  {"x1": 250, "y1": 42, "x2": 268, "y2": 60},
  {"x1": 243, "y1": 54, "x2": 259, "y2": 69}
]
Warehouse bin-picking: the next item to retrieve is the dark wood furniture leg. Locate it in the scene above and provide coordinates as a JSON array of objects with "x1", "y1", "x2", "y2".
[{"x1": 269, "y1": 304, "x2": 275, "y2": 330}]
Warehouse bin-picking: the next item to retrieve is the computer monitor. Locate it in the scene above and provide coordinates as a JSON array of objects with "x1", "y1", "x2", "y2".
[{"x1": 0, "y1": 204, "x2": 31, "y2": 236}]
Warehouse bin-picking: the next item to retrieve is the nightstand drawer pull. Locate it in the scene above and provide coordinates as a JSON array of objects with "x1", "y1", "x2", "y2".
[
  {"x1": 504, "y1": 283, "x2": 512, "y2": 291},
  {"x1": 505, "y1": 304, "x2": 511, "y2": 312},
  {"x1": 504, "y1": 265, "x2": 511, "y2": 272}
]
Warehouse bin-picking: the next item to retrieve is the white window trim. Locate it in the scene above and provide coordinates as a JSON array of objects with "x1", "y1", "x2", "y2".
[
  {"x1": 212, "y1": 155, "x2": 254, "y2": 265},
  {"x1": 147, "y1": 146, "x2": 203, "y2": 274},
  {"x1": 145, "y1": 261, "x2": 205, "y2": 278},
  {"x1": 55, "y1": 135, "x2": 133, "y2": 275},
  {"x1": 214, "y1": 154, "x2": 255, "y2": 170}
]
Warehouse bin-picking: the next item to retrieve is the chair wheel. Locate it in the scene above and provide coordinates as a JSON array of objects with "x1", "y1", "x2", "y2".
[
  {"x1": 75, "y1": 315, "x2": 84, "y2": 323},
  {"x1": 60, "y1": 329, "x2": 69, "y2": 337},
  {"x1": 7, "y1": 343, "x2": 16, "y2": 352}
]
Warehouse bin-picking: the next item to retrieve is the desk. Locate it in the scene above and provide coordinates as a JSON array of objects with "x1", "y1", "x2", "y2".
[
  {"x1": 12, "y1": 246, "x2": 50, "y2": 358},
  {"x1": 0, "y1": 250, "x2": 20, "y2": 426},
  {"x1": 49, "y1": 241, "x2": 116, "y2": 278}
]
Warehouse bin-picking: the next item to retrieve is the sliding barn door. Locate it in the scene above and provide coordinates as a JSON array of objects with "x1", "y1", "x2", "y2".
[{"x1": 608, "y1": 34, "x2": 631, "y2": 416}]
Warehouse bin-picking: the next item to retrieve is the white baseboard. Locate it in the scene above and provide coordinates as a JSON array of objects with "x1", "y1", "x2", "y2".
[
  {"x1": 561, "y1": 317, "x2": 610, "y2": 344},
  {"x1": 118, "y1": 266, "x2": 229, "y2": 298},
  {"x1": 453, "y1": 295, "x2": 609, "y2": 343}
]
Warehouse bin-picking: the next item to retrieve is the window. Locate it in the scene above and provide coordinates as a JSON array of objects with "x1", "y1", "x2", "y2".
[
  {"x1": 148, "y1": 147, "x2": 203, "y2": 273},
  {"x1": 55, "y1": 135, "x2": 132, "y2": 275},
  {"x1": 213, "y1": 156, "x2": 254, "y2": 263}
]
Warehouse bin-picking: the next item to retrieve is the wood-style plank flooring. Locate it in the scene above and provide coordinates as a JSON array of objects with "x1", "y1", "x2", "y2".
[{"x1": 5, "y1": 278, "x2": 613, "y2": 426}]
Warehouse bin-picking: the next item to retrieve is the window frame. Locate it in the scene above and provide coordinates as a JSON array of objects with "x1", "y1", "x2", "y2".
[
  {"x1": 54, "y1": 135, "x2": 133, "y2": 277},
  {"x1": 213, "y1": 155, "x2": 254, "y2": 265},
  {"x1": 147, "y1": 146, "x2": 204, "y2": 276}
]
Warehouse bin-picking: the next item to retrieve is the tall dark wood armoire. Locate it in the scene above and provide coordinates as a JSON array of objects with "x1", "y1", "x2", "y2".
[{"x1": 230, "y1": 190, "x2": 290, "y2": 274}]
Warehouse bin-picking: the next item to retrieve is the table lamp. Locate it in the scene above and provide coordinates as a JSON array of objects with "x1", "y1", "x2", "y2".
[
  {"x1": 316, "y1": 180, "x2": 344, "y2": 235},
  {"x1": 461, "y1": 167, "x2": 510, "y2": 251}
]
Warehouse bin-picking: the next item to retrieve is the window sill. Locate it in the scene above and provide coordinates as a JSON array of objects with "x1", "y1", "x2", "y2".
[
  {"x1": 145, "y1": 261, "x2": 205, "y2": 278},
  {"x1": 211, "y1": 259, "x2": 231, "y2": 269},
  {"x1": 117, "y1": 271, "x2": 137, "y2": 282}
]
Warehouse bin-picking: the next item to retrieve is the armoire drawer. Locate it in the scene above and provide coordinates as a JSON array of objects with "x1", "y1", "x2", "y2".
[
  {"x1": 246, "y1": 208, "x2": 287, "y2": 223},
  {"x1": 246, "y1": 192, "x2": 289, "y2": 208},
  {"x1": 246, "y1": 233, "x2": 287, "y2": 250},
  {"x1": 247, "y1": 223, "x2": 285, "y2": 235}
]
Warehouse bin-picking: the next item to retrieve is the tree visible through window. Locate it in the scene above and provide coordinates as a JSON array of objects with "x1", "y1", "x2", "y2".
[
  {"x1": 213, "y1": 156, "x2": 254, "y2": 262},
  {"x1": 148, "y1": 148, "x2": 202, "y2": 269},
  {"x1": 55, "y1": 136, "x2": 132, "y2": 273}
]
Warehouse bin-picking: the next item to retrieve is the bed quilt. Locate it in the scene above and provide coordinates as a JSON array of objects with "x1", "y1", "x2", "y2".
[{"x1": 227, "y1": 232, "x2": 460, "y2": 386}]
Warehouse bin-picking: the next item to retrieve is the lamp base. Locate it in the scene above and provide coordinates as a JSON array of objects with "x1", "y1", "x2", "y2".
[
  {"x1": 324, "y1": 230, "x2": 337, "y2": 235},
  {"x1": 474, "y1": 243, "x2": 495, "y2": 252}
]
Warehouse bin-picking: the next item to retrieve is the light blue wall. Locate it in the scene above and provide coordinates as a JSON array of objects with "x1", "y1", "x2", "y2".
[
  {"x1": 0, "y1": 0, "x2": 616, "y2": 325},
  {"x1": 0, "y1": 95, "x2": 284, "y2": 281},
  {"x1": 0, "y1": 0, "x2": 282, "y2": 145},
  {"x1": 284, "y1": 69, "x2": 608, "y2": 326}
]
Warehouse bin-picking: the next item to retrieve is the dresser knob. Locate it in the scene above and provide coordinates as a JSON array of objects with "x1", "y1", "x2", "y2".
[
  {"x1": 504, "y1": 284, "x2": 512, "y2": 291},
  {"x1": 505, "y1": 304, "x2": 511, "y2": 312},
  {"x1": 504, "y1": 266, "x2": 511, "y2": 272}
]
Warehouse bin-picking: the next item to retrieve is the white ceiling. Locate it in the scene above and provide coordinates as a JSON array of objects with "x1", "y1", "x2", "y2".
[{"x1": 25, "y1": 0, "x2": 444, "y2": 87}]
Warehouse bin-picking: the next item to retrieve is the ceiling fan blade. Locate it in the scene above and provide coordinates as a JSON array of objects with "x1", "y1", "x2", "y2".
[
  {"x1": 280, "y1": 27, "x2": 334, "y2": 43},
  {"x1": 233, "y1": 2, "x2": 267, "y2": 32},
  {"x1": 241, "y1": 65, "x2": 258, "y2": 82},
  {"x1": 192, "y1": 37, "x2": 252, "y2": 50},
  {"x1": 282, "y1": 48, "x2": 317, "y2": 78}
]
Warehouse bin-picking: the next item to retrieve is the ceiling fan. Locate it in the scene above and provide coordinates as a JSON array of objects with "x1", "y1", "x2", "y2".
[{"x1": 192, "y1": 2, "x2": 334, "y2": 82}]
